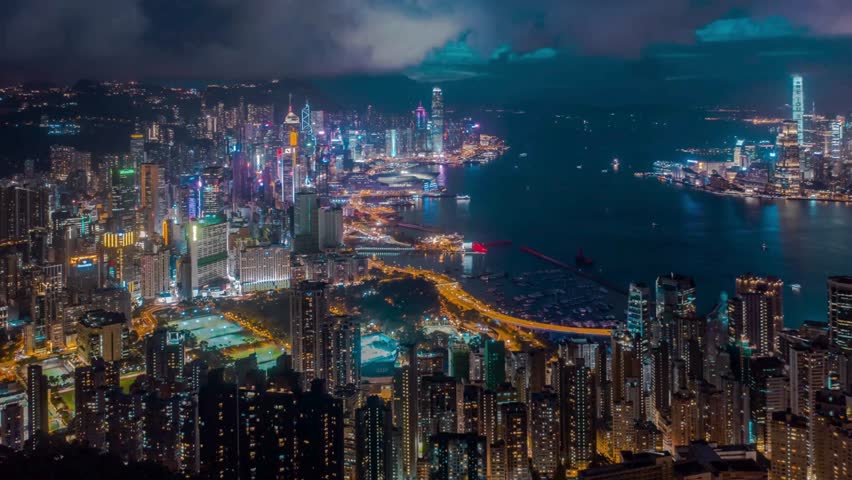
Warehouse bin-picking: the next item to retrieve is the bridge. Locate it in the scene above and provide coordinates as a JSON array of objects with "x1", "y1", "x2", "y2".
[{"x1": 374, "y1": 261, "x2": 613, "y2": 337}]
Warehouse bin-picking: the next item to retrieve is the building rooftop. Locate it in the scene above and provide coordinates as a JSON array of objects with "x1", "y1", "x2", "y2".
[{"x1": 80, "y1": 309, "x2": 126, "y2": 328}]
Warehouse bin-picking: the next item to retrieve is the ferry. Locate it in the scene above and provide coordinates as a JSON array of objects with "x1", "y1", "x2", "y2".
[
  {"x1": 576, "y1": 164, "x2": 583, "y2": 169},
  {"x1": 790, "y1": 284, "x2": 802, "y2": 293},
  {"x1": 456, "y1": 194, "x2": 471, "y2": 201},
  {"x1": 519, "y1": 152, "x2": 528, "y2": 158},
  {"x1": 762, "y1": 243, "x2": 768, "y2": 251},
  {"x1": 612, "y1": 158, "x2": 620, "y2": 167}
]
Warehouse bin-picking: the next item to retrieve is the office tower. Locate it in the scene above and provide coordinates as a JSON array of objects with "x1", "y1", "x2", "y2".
[
  {"x1": 394, "y1": 345, "x2": 419, "y2": 480},
  {"x1": 530, "y1": 391, "x2": 560, "y2": 479},
  {"x1": 293, "y1": 191, "x2": 319, "y2": 254},
  {"x1": 792, "y1": 74, "x2": 804, "y2": 146},
  {"x1": 579, "y1": 452, "x2": 673, "y2": 480},
  {"x1": 74, "y1": 358, "x2": 120, "y2": 449},
  {"x1": 140, "y1": 163, "x2": 166, "y2": 236},
  {"x1": 200, "y1": 167, "x2": 225, "y2": 215},
  {"x1": 733, "y1": 274, "x2": 784, "y2": 354},
  {"x1": 0, "y1": 181, "x2": 51, "y2": 242},
  {"x1": 140, "y1": 248, "x2": 170, "y2": 300},
  {"x1": 427, "y1": 432, "x2": 486, "y2": 480},
  {"x1": 101, "y1": 231, "x2": 137, "y2": 288},
  {"x1": 187, "y1": 214, "x2": 228, "y2": 293},
  {"x1": 484, "y1": 338, "x2": 506, "y2": 391},
  {"x1": 49, "y1": 144, "x2": 74, "y2": 181},
  {"x1": 109, "y1": 159, "x2": 137, "y2": 230},
  {"x1": 385, "y1": 129, "x2": 399, "y2": 158},
  {"x1": 26, "y1": 364, "x2": 48, "y2": 449},
  {"x1": 77, "y1": 310, "x2": 127, "y2": 363},
  {"x1": 500, "y1": 402, "x2": 529, "y2": 480},
  {"x1": 828, "y1": 276, "x2": 852, "y2": 353},
  {"x1": 431, "y1": 87, "x2": 444, "y2": 155},
  {"x1": 773, "y1": 120, "x2": 802, "y2": 196},
  {"x1": 768, "y1": 410, "x2": 808, "y2": 480},
  {"x1": 1, "y1": 403, "x2": 24, "y2": 450},
  {"x1": 130, "y1": 132, "x2": 145, "y2": 168},
  {"x1": 289, "y1": 281, "x2": 328, "y2": 386},
  {"x1": 356, "y1": 396, "x2": 393, "y2": 480},
  {"x1": 562, "y1": 359, "x2": 595, "y2": 472},
  {"x1": 146, "y1": 329, "x2": 185, "y2": 384},
  {"x1": 655, "y1": 274, "x2": 696, "y2": 355},
  {"x1": 318, "y1": 206, "x2": 344, "y2": 250},
  {"x1": 238, "y1": 245, "x2": 290, "y2": 292},
  {"x1": 627, "y1": 282, "x2": 652, "y2": 341}
]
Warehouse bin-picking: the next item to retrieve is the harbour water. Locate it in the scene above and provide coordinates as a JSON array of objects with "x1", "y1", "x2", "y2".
[{"x1": 400, "y1": 109, "x2": 852, "y2": 327}]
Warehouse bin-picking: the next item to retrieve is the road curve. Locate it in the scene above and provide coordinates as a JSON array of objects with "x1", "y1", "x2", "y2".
[{"x1": 374, "y1": 261, "x2": 613, "y2": 337}]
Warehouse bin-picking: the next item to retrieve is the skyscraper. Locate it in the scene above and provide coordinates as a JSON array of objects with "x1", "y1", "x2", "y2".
[
  {"x1": 427, "y1": 433, "x2": 486, "y2": 480},
  {"x1": 828, "y1": 276, "x2": 852, "y2": 353},
  {"x1": 394, "y1": 344, "x2": 419, "y2": 480},
  {"x1": 530, "y1": 391, "x2": 560, "y2": 479},
  {"x1": 730, "y1": 274, "x2": 784, "y2": 355},
  {"x1": 792, "y1": 74, "x2": 804, "y2": 146},
  {"x1": 431, "y1": 87, "x2": 444, "y2": 155},
  {"x1": 773, "y1": 121, "x2": 801, "y2": 196},
  {"x1": 187, "y1": 214, "x2": 228, "y2": 293},
  {"x1": 768, "y1": 410, "x2": 808, "y2": 480},
  {"x1": 356, "y1": 396, "x2": 393, "y2": 480},
  {"x1": 26, "y1": 364, "x2": 48, "y2": 449},
  {"x1": 501, "y1": 402, "x2": 529, "y2": 480},
  {"x1": 293, "y1": 191, "x2": 319, "y2": 254},
  {"x1": 484, "y1": 338, "x2": 506, "y2": 391},
  {"x1": 140, "y1": 163, "x2": 166, "y2": 236},
  {"x1": 289, "y1": 281, "x2": 328, "y2": 387}
]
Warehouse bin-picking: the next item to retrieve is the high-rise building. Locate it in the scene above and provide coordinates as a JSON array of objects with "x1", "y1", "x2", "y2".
[
  {"x1": 318, "y1": 206, "x2": 344, "y2": 250},
  {"x1": 419, "y1": 373, "x2": 461, "y2": 441},
  {"x1": 828, "y1": 276, "x2": 852, "y2": 353},
  {"x1": 768, "y1": 410, "x2": 808, "y2": 480},
  {"x1": 187, "y1": 214, "x2": 228, "y2": 293},
  {"x1": 109, "y1": 160, "x2": 137, "y2": 230},
  {"x1": 74, "y1": 358, "x2": 120, "y2": 449},
  {"x1": 431, "y1": 87, "x2": 444, "y2": 155},
  {"x1": 484, "y1": 339, "x2": 506, "y2": 391},
  {"x1": 238, "y1": 245, "x2": 289, "y2": 292},
  {"x1": 385, "y1": 129, "x2": 399, "y2": 158},
  {"x1": 394, "y1": 344, "x2": 419, "y2": 480},
  {"x1": 356, "y1": 396, "x2": 393, "y2": 480},
  {"x1": 427, "y1": 432, "x2": 486, "y2": 480},
  {"x1": 77, "y1": 310, "x2": 127, "y2": 364},
  {"x1": 792, "y1": 74, "x2": 804, "y2": 146},
  {"x1": 293, "y1": 191, "x2": 319, "y2": 254},
  {"x1": 0, "y1": 403, "x2": 24, "y2": 450},
  {"x1": 289, "y1": 281, "x2": 328, "y2": 386},
  {"x1": 146, "y1": 329, "x2": 186, "y2": 385},
  {"x1": 140, "y1": 163, "x2": 167, "y2": 236},
  {"x1": 773, "y1": 121, "x2": 802, "y2": 196},
  {"x1": 26, "y1": 364, "x2": 48, "y2": 449},
  {"x1": 627, "y1": 282, "x2": 652, "y2": 340},
  {"x1": 130, "y1": 132, "x2": 145, "y2": 169},
  {"x1": 501, "y1": 402, "x2": 529, "y2": 480},
  {"x1": 562, "y1": 359, "x2": 595, "y2": 472},
  {"x1": 140, "y1": 248, "x2": 170, "y2": 301},
  {"x1": 731, "y1": 274, "x2": 784, "y2": 354},
  {"x1": 530, "y1": 390, "x2": 560, "y2": 479},
  {"x1": 0, "y1": 181, "x2": 51, "y2": 242},
  {"x1": 319, "y1": 315, "x2": 361, "y2": 391}
]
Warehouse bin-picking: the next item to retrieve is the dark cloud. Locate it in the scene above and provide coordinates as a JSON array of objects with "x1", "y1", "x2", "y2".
[{"x1": 1, "y1": 0, "x2": 852, "y2": 82}]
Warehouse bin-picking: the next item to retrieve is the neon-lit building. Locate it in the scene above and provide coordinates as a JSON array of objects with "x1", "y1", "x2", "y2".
[
  {"x1": 792, "y1": 74, "x2": 804, "y2": 146},
  {"x1": 431, "y1": 87, "x2": 444, "y2": 155}
]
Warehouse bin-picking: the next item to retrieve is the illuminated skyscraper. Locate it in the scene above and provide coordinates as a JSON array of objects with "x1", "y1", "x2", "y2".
[
  {"x1": 289, "y1": 281, "x2": 328, "y2": 387},
  {"x1": 773, "y1": 121, "x2": 801, "y2": 196},
  {"x1": 729, "y1": 274, "x2": 784, "y2": 354},
  {"x1": 768, "y1": 410, "x2": 808, "y2": 480},
  {"x1": 385, "y1": 129, "x2": 399, "y2": 158},
  {"x1": 140, "y1": 163, "x2": 166, "y2": 236},
  {"x1": 187, "y1": 214, "x2": 228, "y2": 293},
  {"x1": 427, "y1": 432, "x2": 486, "y2": 480},
  {"x1": 627, "y1": 282, "x2": 651, "y2": 340},
  {"x1": 484, "y1": 338, "x2": 506, "y2": 391},
  {"x1": 431, "y1": 87, "x2": 444, "y2": 155},
  {"x1": 356, "y1": 396, "x2": 393, "y2": 480},
  {"x1": 26, "y1": 364, "x2": 48, "y2": 449},
  {"x1": 827, "y1": 276, "x2": 852, "y2": 353},
  {"x1": 792, "y1": 74, "x2": 804, "y2": 146},
  {"x1": 393, "y1": 345, "x2": 419, "y2": 480},
  {"x1": 501, "y1": 402, "x2": 529, "y2": 480},
  {"x1": 530, "y1": 391, "x2": 560, "y2": 479}
]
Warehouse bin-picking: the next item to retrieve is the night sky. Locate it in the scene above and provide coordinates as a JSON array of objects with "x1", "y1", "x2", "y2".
[{"x1": 2, "y1": 0, "x2": 852, "y2": 106}]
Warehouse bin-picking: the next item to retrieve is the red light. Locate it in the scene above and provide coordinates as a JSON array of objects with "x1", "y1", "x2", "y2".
[{"x1": 277, "y1": 148, "x2": 282, "y2": 156}]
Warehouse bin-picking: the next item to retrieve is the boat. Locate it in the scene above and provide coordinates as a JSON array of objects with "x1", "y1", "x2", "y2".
[
  {"x1": 612, "y1": 158, "x2": 620, "y2": 167},
  {"x1": 456, "y1": 194, "x2": 471, "y2": 201},
  {"x1": 575, "y1": 248, "x2": 594, "y2": 267},
  {"x1": 519, "y1": 152, "x2": 528, "y2": 158},
  {"x1": 651, "y1": 222, "x2": 658, "y2": 228},
  {"x1": 576, "y1": 165, "x2": 583, "y2": 169},
  {"x1": 790, "y1": 284, "x2": 802, "y2": 293},
  {"x1": 761, "y1": 242, "x2": 768, "y2": 251}
]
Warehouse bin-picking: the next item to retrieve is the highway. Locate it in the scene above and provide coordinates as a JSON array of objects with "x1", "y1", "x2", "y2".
[{"x1": 373, "y1": 261, "x2": 613, "y2": 337}]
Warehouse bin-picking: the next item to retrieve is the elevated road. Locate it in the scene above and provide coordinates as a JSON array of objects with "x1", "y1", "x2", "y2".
[{"x1": 374, "y1": 261, "x2": 613, "y2": 337}]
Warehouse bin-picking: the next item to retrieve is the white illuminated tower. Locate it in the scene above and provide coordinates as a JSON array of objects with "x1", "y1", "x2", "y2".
[
  {"x1": 792, "y1": 74, "x2": 804, "y2": 146},
  {"x1": 431, "y1": 87, "x2": 444, "y2": 155}
]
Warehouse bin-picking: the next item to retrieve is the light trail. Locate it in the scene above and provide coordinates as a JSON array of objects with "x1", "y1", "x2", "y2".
[{"x1": 374, "y1": 261, "x2": 613, "y2": 336}]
